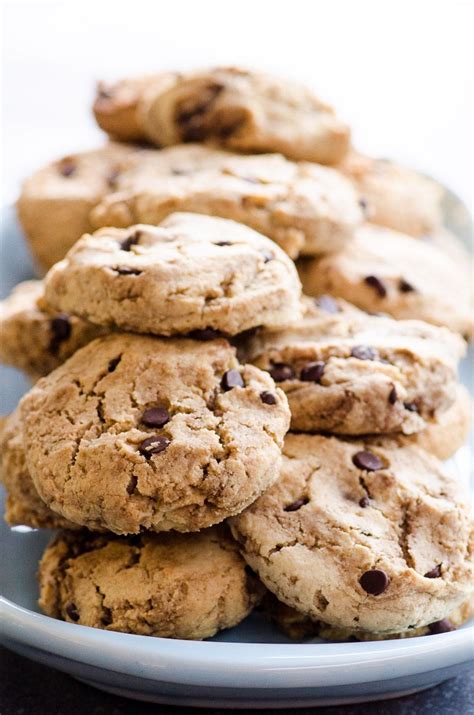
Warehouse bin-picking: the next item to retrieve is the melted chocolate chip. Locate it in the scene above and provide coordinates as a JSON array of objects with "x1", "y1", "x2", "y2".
[
  {"x1": 350, "y1": 345, "x2": 378, "y2": 361},
  {"x1": 120, "y1": 231, "x2": 141, "y2": 251},
  {"x1": 114, "y1": 267, "x2": 142, "y2": 275},
  {"x1": 139, "y1": 434, "x2": 170, "y2": 458},
  {"x1": 284, "y1": 497, "x2": 308, "y2": 512},
  {"x1": 404, "y1": 401, "x2": 419, "y2": 412},
  {"x1": 359, "y1": 569, "x2": 390, "y2": 595},
  {"x1": 269, "y1": 363, "x2": 295, "y2": 382},
  {"x1": 315, "y1": 295, "x2": 340, "y2": 314},
  {"x1": 428, "y1": 619, "x2": 455, "y2": 634},
  {"x1": 221, "y1": 369, "x2": 244, "y2": 391},
  {"x1": 141, "y1": 407, "x2": 170, "y2": 428},
  {"x1": 65, "y1": 603, "x2": 80, "y2": 621},
  {"x1": 359, "y1": 496, "x2": 370, "y2": 508},
  {"x1": 364, "y1": 275, "x2": 387, "y2": 298},
  {"x1": 352, "y1": 450, "x2": 384, "y2": 471},
  {"x1": 188, "y1": 328, "x2": 222, "y2": 341},
  {"x1": 108, "y1": 356, "x2": 121, "y2": 373},
  {"x1": 260, "y1": 391, "x2": 277, "y2": 405},
  {"x1": 388, "y1": 385, "x2": 397, "y2": 404},
  {"x1": 399, "y1": 279, "x2": 416, "y2": 293},
  {"x1": 48, "y1": 314, "x2": 72, "y2": 354},
  {"x1": 58, "y1": 158, "x2": 76, "y2": 177},
  {"x1": 300, "y1": 361, "x2": 325, "y2": 383},
  {"x1": 424, "y1": 564, "x2": 442, "y2": 579}
]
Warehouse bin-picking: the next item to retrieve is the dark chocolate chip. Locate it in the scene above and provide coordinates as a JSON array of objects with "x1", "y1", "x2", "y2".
[
  {"x1": 284, "y1": 497, "x2": 308, "y2": 512},
  {"x1": 399, "y1": 279, "x2": 416, "y2": 293},
  {"x1": 350, "y1": 345, "x2": 378, "y2": 361},
  {"x1": 215, "y1": 241, "x2": 232, "y2": 246},
  {"x1": 359, "y1": 496, "x2": 370, "y2": 508},
  {"x1": 65, "y1": 603, "x2": 80, "y2": 621},
  {"x1": 177, "y1": 83, "x2": 224, "y2": 124},
  {"x1": 120, "y1": 231, "x2": 141, "y2": 252},
  {"x1": 388, "y1": 385, "x2": 397, "y2": 405},
  {"x1": 300, "y1": 361, "x2": 325, "y2": 383},
  {"x1": 188, "y1": 328, "x2": 222, "y2": 341},
  {"x1": 364, "y1": 275, "x2": 387, "y2": 298},
  {"x1": 101, "y1": 607, "x2": 113, "y2": 626},
  {"x1": 352, "y1": 450, "x2": 384, "y2": 471},
  {"x1": 404, "y1": 401, "x2": 419, "y2": 412},
  {"x1": 139, "y1": 434, "x2": 170, "y2": 458},
  {"x1": 58, "y1": 158, "x2": 76, "y2": 177},
  {"x1": 126, "y1": 475, "x2": 138, "y2": 495},
  {"x1": 260, "y1": 391, "x2": 277, "y2": 405},
  {"x1": 359, "y1": 569, "x2": 390, "y2": 595},
  {"x1": 49, "y1": 314, "x2": 72, "y2": 354},
  {"x1": 108, "y1": 356, "x2": 121, "y2": 373},
  {"x1": 221, "y1": 369, "x2": 244, "y2": 391},
  {"x1": 269, "y1": 363, "x2": 295, "y2": 382},
  {"x1": 428, "y1": 619, "x2": 455, "y2": 634},
  {"x1": 114, "y1": 267, "x2": 142, "y2": 275},
  {"x1": 315, "y1": 295, "x2": 340, "y2": 314},
  {"x1": 141, "y1": 407, "x2": 170, "y2": 428},
  {"x1": 424, "y1": 564, "x2": 442, "y2": 579}
]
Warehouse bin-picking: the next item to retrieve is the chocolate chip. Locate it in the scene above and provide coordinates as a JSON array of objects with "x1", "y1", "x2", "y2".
[
  {"x1": 141, "y1": 407, "x2": 170, "y2": 428},
  {"x1": 269, "y1": 363, "x2": 295, "y2": 382},
  {"x1": 139, "y1": 434, "x2": 170, "y2": 458},
  {"x1": 428, "y1": 619, "x2": 455, "y2": 634},
  {"x1": 404, "y1": 401, "x2": 418, "y2": 412},
  {"x1": 177, "y1": 83, "x2": 224, "y2": 125},
  {"x1": 221, "y1": 369, "x2": 244, "y2": 391},
  {"x1": 350, "y1": 345, "x2": 378, "y2": 361},
  {"x1": 58, "y1": 158, "x2": 76, "y2": 177},
  {"x1": 65, "y1": 603, "x2": 80, "y2": 621},
  {"x1": 359, "y1": 569, "x2": 390, "y2": 595},
  {"x1": 315, "y1": 295, "x2": 340, "y2": 314},
  {"x1": 359, "y1": 197, "x2": 368, "y2": 212},
  {"x1": 260, "y1": 391, "x2": 277, "y2": 405},
  {"x1": 388, "y1": 386, "x2": 397, "y2": 404},
  {"x1": 399, "y1": 279, "x2": 416, "y2": 293},
  {"x1": 215, "y1": 241, "x2": 232, "y2": 246},
  {"x1": 49, "y1": 314, "x2": 71, "y2": 354},
  {"x1": 260, "y1": 250, "x2": 274, "y2": 263},
  {"x1": 108, "y1": 356, "x2": 121, "y2": 373},
  {"x1": 352, "y1": 450, "x2": 384, "y2": 471},
  {"x1": 364, "y1": 275, "x2": 387, "y2": 298},
  {"x1": 300, "y1": 361, "x2": 325, "y2": 383},
  {"x1": 284, "y1": 497, "x2": 308, "y2": 512},
  {"x1": 114, "y1": 267, "x2": 142, "y2": 275},
  {"x1": 126, "y1": 475, "x2": 138, "y2": 495},
  {"x1": 120, "y1": 232, "x2": 140, "y2": 251},
  {"x1": 359, "y1": 497, "x2": 370, "y2": 508},
  {"x1": 188, "y1": 328, "x2": 222, "y2": 340},
  {"x1": 424, "y1": 564, "x2": 442, "y2": 579}
]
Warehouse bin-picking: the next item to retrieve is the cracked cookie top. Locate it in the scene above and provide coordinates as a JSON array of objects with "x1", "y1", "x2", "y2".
[
  {"x1": 38, "y1": 525, "x2": 265, "y2": 640},
  {"x1": 20, "y1": 332, "x2": 290, "y2": 534},
  {"x1": 244, "y1": 296, "x2": 465, "y2": 435},
  {"x1": 230, "y1": 433, "x2": 474, "y2": 634},
  {"x1": 43, "y1": 212, "x2": 302, "y2": 336}
]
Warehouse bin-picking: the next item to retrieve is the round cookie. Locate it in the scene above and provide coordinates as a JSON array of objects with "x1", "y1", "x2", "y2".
[
  {"x1": 16, "y1": 142, "x2": 145, "y2": 272},
  {"x1": 0, "y1": 409, "x2": 79, "y2": 530},
  {"x1": 0, "y1": 280, "x2": 107, "y2": 379},
  {"x1": 338, "y1": 152, "x2": 443, "y2": 237},
  {"x1": 93, "y1": 67, "x2": 351, "y2": 165},
  {"x1": 230, "y1": 434, "x2": 474, "y2": 634},
  {"x1": 245, "y1": 296, "x2": 466, "y2": 435},
  {"x1": 38, "y1": 526, "x2": 264, "y2": 640},
  {"x1": 20, "y1": 332, "x2": 290, "y2": 534},
  {"x1": 43, "y1": 213, "x2": 302, "y2": 336},
  {"x1": 298, "y1": 223, "x2": 473, "y2": 337}
]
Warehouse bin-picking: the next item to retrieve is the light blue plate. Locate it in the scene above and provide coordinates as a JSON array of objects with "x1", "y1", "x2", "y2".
[{"x1": 0, "y1": 202, "x2": 473, "y2": 708}]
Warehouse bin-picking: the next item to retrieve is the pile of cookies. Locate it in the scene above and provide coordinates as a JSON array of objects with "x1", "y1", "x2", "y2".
[{"x1": 1, "y1": 67, "x2": 473, "y2": 642}]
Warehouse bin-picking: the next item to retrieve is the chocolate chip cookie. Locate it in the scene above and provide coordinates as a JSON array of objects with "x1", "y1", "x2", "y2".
[
  {"x1": 0, "y1": 280, "x2": 107, "y2": 379},
  {"x1": 298, "y1": 223, "x2": 473, "y2": 337},
  {"x1": 244, "y1": 296, "x2": 465, "y2": 435},
  {"x1": 39, "y1": 526, "x2": 264, "y2": 640},
  {"x1": 230, "y1": 434, "x2": 474, "y2": 634},
  {"x1": 20, "y1": 333, "x2": 290, "y2": 534},
  {"x1": 43, "y1": 213, "x2": 302, "y2": 336},
  {"x1": 93, "y1": 67, "x2": 351, "y2": 164}
]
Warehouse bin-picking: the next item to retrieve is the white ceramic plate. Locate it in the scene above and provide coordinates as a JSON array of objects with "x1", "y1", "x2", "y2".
[{"x1": 0, "y1": 202, "x2": 473, "y2": 708}]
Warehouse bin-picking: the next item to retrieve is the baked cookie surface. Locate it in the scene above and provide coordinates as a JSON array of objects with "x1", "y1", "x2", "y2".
[
  {"x1": 244, "y1": 296, "x2": 465, "y2": 435},
  {"x1": 230, "y1": 434, "x2": 474, "y2": 634},
  {"x1": 39, "y1": 526, "x2": 264, "y2": 640},
  {"x1": 93, "y1": 67, "x2": 351, "y2": 164},
  {"x1": 43, "y1": 213, "x2": 302, "y2": 336},
  {"x1": 20, "y1": 332, "x2": 290, "y2": 534}
]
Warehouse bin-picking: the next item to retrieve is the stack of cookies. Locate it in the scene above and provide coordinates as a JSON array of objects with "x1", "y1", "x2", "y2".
[{"x1": 1, "y1": 67, "x2": 473, "y2": 642}]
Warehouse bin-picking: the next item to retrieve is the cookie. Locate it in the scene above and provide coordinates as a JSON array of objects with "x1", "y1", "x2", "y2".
[
  {"x1": 338, "y1": 152, "x2": 443, "y2": 237},
  {"x1": 38, "y1": 526, "x2": 264, "y2": 640},
  {"x1": 0, "y1": 409, "x2": 79, "y2": 530},
  {"x1": 43, "y1": 213, "x2": 302, "y2": 336},
  {"x1": 20, "y1": 333, "x2": 290, "y2": 534},
  {"x1": 244, "y1": 296, "x2": 465, "y2": 435},
  {"x1": 93, "y1": 67, "x2": 351, "y2": 164},
  {"x1": 0, "y1": 280, "x2": 107, "y2": 379},
  {"x1": 230, "y1": 434, "x2": 474, "y2": 634},
  {"x1": 262, "y1": 592, "x2": 473, "y2": 641},
  {"x1": 298, "y1": 223, "x2": 473, "y2": 337},
  {"x1": 16, "y1": 142, "x2": 145, "y2": 272}
]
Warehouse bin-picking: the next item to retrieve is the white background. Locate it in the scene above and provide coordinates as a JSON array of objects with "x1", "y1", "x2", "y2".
[{"x1": 1, "y1": 0, "x2": 473, "y2": 206}]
